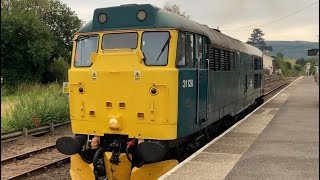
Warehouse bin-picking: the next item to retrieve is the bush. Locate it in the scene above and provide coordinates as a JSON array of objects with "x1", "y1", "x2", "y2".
[
  {"x1": 1, "y1": 85, "x2": 13, "y2": 97},
  {"x1": 1, "y1": 83, "x2": 69, "y2": 132},
  {"x1": 273, "y1": 54, "x2": 302, "y2": 77},
  {"x1": 43, "y1": 57, "x2": 69, "y2": 83}
]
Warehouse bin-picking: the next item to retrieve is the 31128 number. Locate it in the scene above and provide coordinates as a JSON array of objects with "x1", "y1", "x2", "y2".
[{"x1": 182, "y1": 79, "x2": 193, "y2": 88}]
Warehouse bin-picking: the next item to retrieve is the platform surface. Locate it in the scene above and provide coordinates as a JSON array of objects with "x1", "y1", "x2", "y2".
[{"x1": 159, "y1": 76, "x2": 319, "y2": 180}]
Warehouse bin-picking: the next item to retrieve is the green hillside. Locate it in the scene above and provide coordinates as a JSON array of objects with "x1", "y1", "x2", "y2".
[{"x1": 266, "y1": 41, "x2": 318, "y2": 59}]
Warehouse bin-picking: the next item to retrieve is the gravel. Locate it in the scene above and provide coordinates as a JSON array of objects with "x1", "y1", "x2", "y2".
[
  {"x1": 25, "y1": 163, "x2": 71, "y2": 180},
  {"x1": 1, "y1": 124, "x2": 74, "y2": 180}
]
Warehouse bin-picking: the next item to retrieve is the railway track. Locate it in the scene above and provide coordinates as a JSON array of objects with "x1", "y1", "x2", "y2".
[
  {"x1": 0, "y1": 77, "x2": 295, "y2": 180},
  {"x1": 263, "y1": 77, "x2": 294, "y2": 99},
  {"x1": 1, "y1": 144, "x2": 69, "y2": 180}
]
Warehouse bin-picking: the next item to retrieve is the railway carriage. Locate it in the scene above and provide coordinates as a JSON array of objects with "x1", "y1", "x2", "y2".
[{"x1": 57, "y1": 4, "x2": 264, "y2": 180}]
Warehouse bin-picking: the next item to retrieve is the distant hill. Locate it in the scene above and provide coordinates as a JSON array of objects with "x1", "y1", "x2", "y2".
[{"x1": 265, "y1": 41, "x2": 318, "y2": 59}]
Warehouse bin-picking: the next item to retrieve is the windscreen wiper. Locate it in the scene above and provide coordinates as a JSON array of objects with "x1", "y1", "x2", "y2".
[
  {"x1": 155, "y1": 35, "x2": 170, "y2": 61},
  {"x1": 75, "y1": 36, "x2": 90, "y2": 42}
]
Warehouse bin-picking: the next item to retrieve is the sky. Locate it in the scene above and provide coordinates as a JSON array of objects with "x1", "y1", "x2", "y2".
[{"x1": 60, "y1": 0, "x2": 319, "y2": 42}]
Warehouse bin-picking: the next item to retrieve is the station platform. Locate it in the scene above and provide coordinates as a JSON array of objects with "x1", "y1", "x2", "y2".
[{"x1": 159, "y1": 76, "x2": 319, "y2": 180}]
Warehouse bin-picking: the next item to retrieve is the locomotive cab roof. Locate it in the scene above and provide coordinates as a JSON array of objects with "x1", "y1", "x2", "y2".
[{"x1": 78, "y1": 4, "x2": 262, "y2": 57}]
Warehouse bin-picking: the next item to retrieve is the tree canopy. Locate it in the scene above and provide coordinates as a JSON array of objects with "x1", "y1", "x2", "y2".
[
  {"x1": 296, "y1": 58, "x2": 306, "y2": 66},
  {"x1": 1, "y1": 0, "x2": 82, "y2": 60},
  {"x1": 1, "y1": 10, "x2": 53, "y2": 86},
  {"x1": 1, "y1": 0, "x2": 82, "y2": 85},
  {"x1": 163, "y1": 2, "x2": 189, "y2": 18},
  {"x1": 247, "y1": 28, "x2": 273, "y2": 52},
  {"x1": 271, "y1": 54, "x2": 304, "y2": 77}
]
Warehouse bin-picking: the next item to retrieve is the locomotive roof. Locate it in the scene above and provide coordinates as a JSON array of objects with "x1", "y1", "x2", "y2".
[{"x1": 78, "y1": 4, "x2": 262, "y2": 57}]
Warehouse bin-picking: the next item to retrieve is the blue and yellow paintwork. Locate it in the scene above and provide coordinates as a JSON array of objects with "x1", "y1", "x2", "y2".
[
  {"x1": 69, "y1": 4, "x2": 263, "y2": 140},
  {"x1": 66, "y1": 4, "x2": 263, "y2": 179},
  {"x1": 69, "y1": 29, "x2": 179, "y2": 140}
]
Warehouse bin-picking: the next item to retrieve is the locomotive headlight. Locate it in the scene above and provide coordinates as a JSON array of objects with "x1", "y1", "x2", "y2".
[
  {"x1": 137, "y1": 10, "x2": 147, "y2": 21},
  {"x1": 109, "y1": 118, "x2": 119, "y2": 129},
  {"x1": 98, "y1": 13, "x2": 107, "y2": 24}
]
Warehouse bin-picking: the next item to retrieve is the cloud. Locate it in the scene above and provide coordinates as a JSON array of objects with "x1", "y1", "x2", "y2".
[{"x1": 61, "y1": 0, "x2": 319, "y2": 42}]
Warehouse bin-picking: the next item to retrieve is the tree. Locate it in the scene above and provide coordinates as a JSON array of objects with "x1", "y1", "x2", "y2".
[
  {"x1": 1, "y1": 0, "x2": 82, "y2": 61},
  {"x1": 286, "y1": 61, "x2": 292, "y2": 70},
  {"x1": 1, "y1": 10, "x2": 53, "y2": 86},
  {"x1": 163, "y1": 2, "x2": 189, "y2": 18},
  {"x1": 271, "y1": 53, "x2": 303, "y2": 77},
  {"x1": 247, "y1": 28, "x2": 273, "y2": 52},
  {"x1": 294, "y1": 64, "x2": 302, "y2": 71},
  {"x1": 296, "y1": 58, "x2": 306, "y2": 66},
  {"x1": 1, "y1": 0, "x2": 82, "y2": 83},
  {"x1": 276, "y1": 52, "x2": 284, "y2": 60},
  {"x1": 45, "y1": 57, "x2": 69, "y2": 83}
]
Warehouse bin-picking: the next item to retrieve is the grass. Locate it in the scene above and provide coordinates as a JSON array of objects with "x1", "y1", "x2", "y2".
[
  {"x1": 1, "y1": 101, "x2": 15, "y2": 117},
  {"x1": 1, "y1": 82, "x2": 69, "y2": 133}
]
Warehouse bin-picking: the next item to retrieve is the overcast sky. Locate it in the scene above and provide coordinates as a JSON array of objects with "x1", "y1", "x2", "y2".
[{"x1": 61, "y1": 0, "x2": 319, "y2": 42}]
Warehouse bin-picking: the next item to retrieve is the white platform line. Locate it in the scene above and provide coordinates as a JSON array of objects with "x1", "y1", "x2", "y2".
[{"x1": 158, "y1": 76, "x2": 301, "y2": 180}]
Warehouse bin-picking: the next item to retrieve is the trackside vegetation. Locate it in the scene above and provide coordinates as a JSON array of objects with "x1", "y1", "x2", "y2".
[
  {"x1": 1, "y1": 0, "x2": 78, "y2": 133},
  {"x1": 1, "y1": 83, "x2": 69, "y2": 133}
]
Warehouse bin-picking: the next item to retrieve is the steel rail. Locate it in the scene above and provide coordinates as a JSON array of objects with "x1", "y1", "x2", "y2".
[
  {"x1": 4, "y1": 156, "x2": 70, "y2": 180},
  {"x1": 1, "y1": 144, "x2": 56, "y2": 165},
  {"x1": 263, "y1": 79, "x2": 292, "y2": 96}
]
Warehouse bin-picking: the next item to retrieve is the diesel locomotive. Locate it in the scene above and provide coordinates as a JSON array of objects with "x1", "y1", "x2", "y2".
[{"x1": 56, "y1": 4, "x2": 264, "y2": 180}]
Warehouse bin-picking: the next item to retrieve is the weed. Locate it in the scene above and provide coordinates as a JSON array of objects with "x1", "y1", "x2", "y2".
[{"x1": 1, "y1": 83, "x2": 69, "y2": 132}]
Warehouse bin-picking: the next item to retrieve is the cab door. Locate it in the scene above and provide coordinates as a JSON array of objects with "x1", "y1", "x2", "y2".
[
  {"x1": 176, "y1": 32, "x2": 197, "y2": 137},
  {"x1": 195, "y1": 35, "x2": 208, "y2": 126}
]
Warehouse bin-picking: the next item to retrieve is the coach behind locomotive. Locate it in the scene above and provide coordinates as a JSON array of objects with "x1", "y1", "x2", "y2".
[{"x1": 56, "y1": 4, "x2": 264, "y2": 180}]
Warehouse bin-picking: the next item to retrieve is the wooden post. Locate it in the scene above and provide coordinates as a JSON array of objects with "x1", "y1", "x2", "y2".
[
  {"x1": 23, "y1": 128, "x2": 28, "y2": 138},
  {"x1": 49, "y1": 123, "x2": 54, "y2": 133}
]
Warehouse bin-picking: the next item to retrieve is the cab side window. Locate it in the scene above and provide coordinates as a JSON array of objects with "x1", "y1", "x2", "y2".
[
  {"x1": 176, "y1": 32, "x2": 208, "y2": 69},
  {"x1": 195, "y1": 34, "x2": 203, "y2": 67},
  {"x1": 186, "y1": 33, "x2": 194, "y2": 67},
  {"x1": 176, "y1": 32, "x2": 186, "y2": 66}
]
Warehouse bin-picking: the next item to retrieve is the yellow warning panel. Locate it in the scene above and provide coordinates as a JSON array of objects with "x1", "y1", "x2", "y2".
[
  {"x1": 130, "y1": 160, "x2": 178, "y2": 180},
  {"x1": 63, "y1": 82, "x2": 69, "y2": 94},
  {"x1": 104, "y1": 152, "x2": 132, "y2": 180},
  {"x1": 70, "y1": 154, "x2": 95, "y2": 180}
]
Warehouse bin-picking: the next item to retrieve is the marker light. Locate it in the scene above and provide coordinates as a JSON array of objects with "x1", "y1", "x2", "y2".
[
  {"x1": 150, "y1": 87, "x2": 158, "y2": 95},
  {"x1": 137, "y1": 10, "x2": 147, "y2": 21},
  {"x1": 109, "y1": 118, "x2": 119, "y2": 129},
  {"x1": 98, "y1": 13, "x2": 107, "y2": 24}
]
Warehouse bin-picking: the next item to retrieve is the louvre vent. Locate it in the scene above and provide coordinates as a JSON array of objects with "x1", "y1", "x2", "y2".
[
  {"x1": 214, "y1": 48, "x2": 220, "y2": 70},
  {"x1": 254, "y1": 74, "x2": 262, "y2": 89},
  {"x1": 221, "y1": 50, "x2": 225, "y2": 71},
  {"x1": 209, "y1": 47, "x2": 215, "y2": 70},
  {"x1": 225, "y1": 51, "x2": 230, "y2": 71}
]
